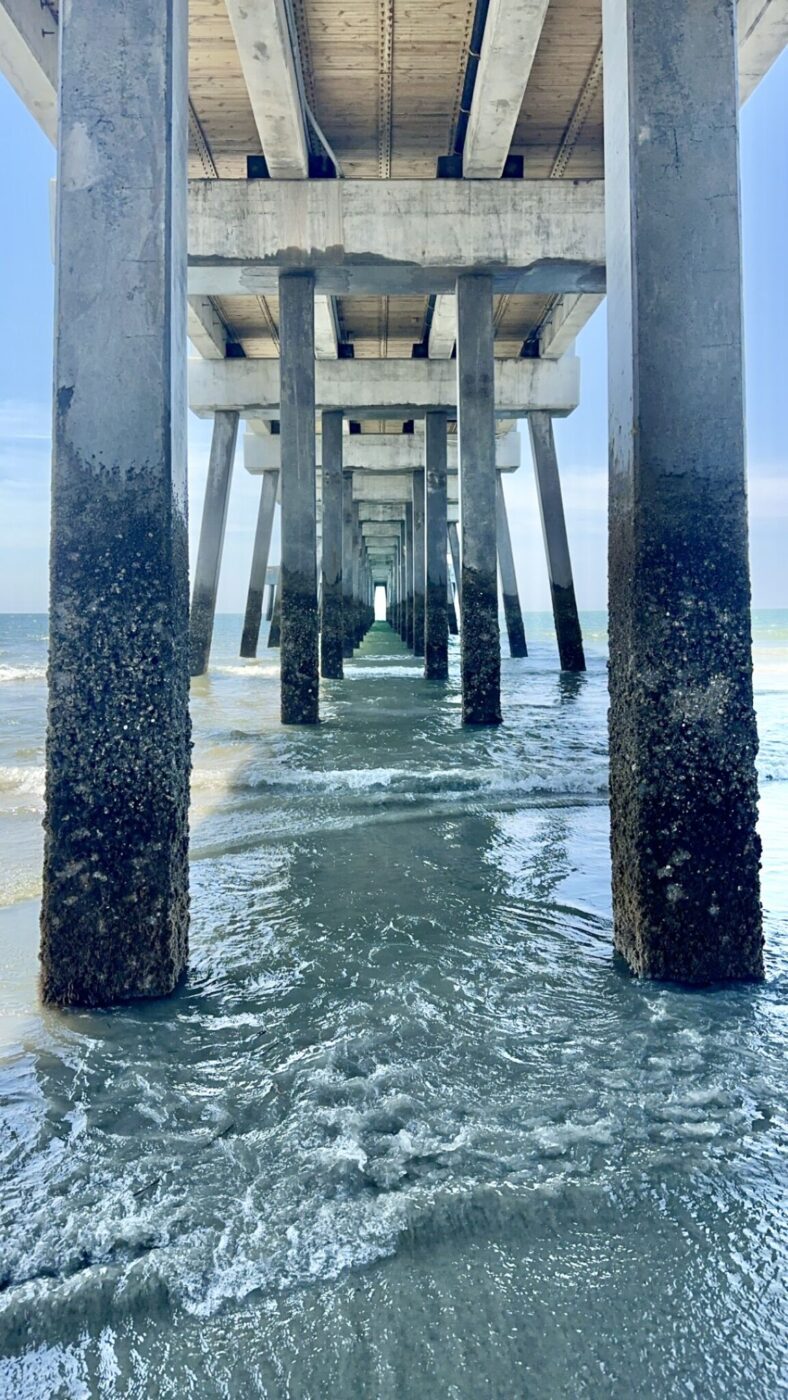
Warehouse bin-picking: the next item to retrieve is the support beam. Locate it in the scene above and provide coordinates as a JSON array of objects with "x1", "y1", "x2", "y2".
[
  {"x1": 412, "y1": 469, "x2": 426, "y2": 656},
  {"x1": 425, "y1": 411, "x2": 449, "y2": 679},
  {"x1": 41, "y1": 0, "x2": 189, "y2": 1007},
  {"x1": 188, "y1": 179, "x2": 605, "y2": 296},
  {"x1": 457, "y1": 275, "x2": 501, "y2": 724},
  {"x1": 429, "y1": 294, "x2": 456, "y2": 358},
  {"x1": 314, "y1": 295, "x2": 339, "y2": 360},
  {"x1": 190, "y1": 355, "x2": 581, "y2": 420},
  {"x1": 241, "y1": 469, "x2": 279, "y2": 658},
  {"x1": 603, "y1": 0, "x2": 762, "y2": 982},
  {"x1": 187, "y1": 296, "x2": 227, "y2": 360},
  {"x1": 279, "y1": 273, "x2": 318, "y2": 724},
  {"x1": 224, "y1": 0, "x2": 308, "y2": 178},
  {"x1": 538, "y1": 293, "x2": 605, "y2": 360},
  {"x1": 0, "y1": 0, "x2": 58, "y2": 141},
  {"x1": 495, "y1": 473, "x2": 527, "y2": 659},
  {"x1": 320, "y1": 410, "x2": 344, "y2": 679},
  {"x1": 738, "y1": 0, "x2": 788, "y2": 103},
  {"x1": 528, "y1": 413, "x2": 585, "y2": 671},
  {"x1": 189, "y1": 410, "x2": 240, "y2": 676},
  {"x1": 463, "y1": 0, "x2": 550, "y2": 179}
]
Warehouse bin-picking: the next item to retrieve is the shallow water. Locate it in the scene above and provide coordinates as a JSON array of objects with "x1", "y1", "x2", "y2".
[{"x1": 0, "y1": 613, "x2": 786, "y2": 1397}]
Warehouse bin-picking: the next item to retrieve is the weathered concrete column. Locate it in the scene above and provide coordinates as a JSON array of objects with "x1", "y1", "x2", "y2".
[
  {"x1": 41, "y1": 0, "x2": 190, "y2": 1007},
  {"x1": 352, "y1": 506, "x2": 364, "y2": 645},
  {"x1": 279, "y1": 272, "x2": 318, "y2": 724},
  {"x1": 404, "y1": 501, "x2": 415, "y2": 650},
  {"x1": 603, "y1": 0, "x2": 762, "y2": 981},
  {"x1": 342, "y1": 471, "x2": 355, "y2": 658},
  {"x1": 399, "y1": 535, "x2": 407, "y2": 638},
  {"x1": 424, "y1": 412, "x2": 449, "y2": 679},
  {"x1": 447, "y1": 574, "x2": 459, "y2": 636},
  {"x1": 448, "y1": 521, "x2": 462, "y2": 609},
  {"x1": 412, "y1": 469, "x2": 426, "y2": 656},
  {"x1": 457, "y1": 274, "x2": 501, "y2": 724},
  {"x1": 320, "y1": 410, "x2": 344, "y2": 678},
  {"x1": 240, "y1": 468, "x2": 279, "y2": 658},
  {"x1": 265, "y1": 578, "x2": 275, "y2": 622},
  {"x1": 189, "y1": 411, "x2": 239, "y2": 676},
  {"x1": 495, "y1": 473, "x2": 527, "y2": 659},
  {"x1": 268, "y1": 578, "x2": 281, "y2": 647},
  {"x1": 528, "y1": 413, "x2": 585, "y2": 672}
]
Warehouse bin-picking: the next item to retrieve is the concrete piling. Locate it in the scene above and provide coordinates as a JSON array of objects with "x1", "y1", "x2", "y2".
[
  {"x1": 447, "y1": 575, "x2": 459, "y2": 636},
  {"x1": 404, "y1": 501, "x2": 415, "y2": 650},
  {"x1": 448, "y1": 522, "x2": 462, "y2": 610},
  {"x1": 425, "y1": 411, "x2": 449, "y2": 679},
  {"x1": 495, "y1": 473, "x2": 527, "y2": 659},
  {"x1": 268, "y1": 582, "x2": 281, "y2": 647},
  {"x1": 190, "y1": 410, "x2": 240, "y2": 676},
  {"x1": 320, "y1": 410, "x2": 344, "y2": 678},
  {"x1": 457, "y1": 274, "x2": 501, "y2": 725},
  {"x1": 41, "y1": 0, "x2": 190, "y2": 1007},
  {"x1": 279, "y1": 272, "x2": 319, "y2": 724},
  {"x1": 527, "y1": 414, "x2": 584, "y2": 672},
  {"x1": 412, "y1": 469, "x2": 426, "y2": 657},
  {"x1": 240, "y1": 468, "x2": 279, "y2": 658},
  {"x1": 603, "y1": 0, "x2": 762, "y2": 981},
  {"x1": 342, "y1": 471, "x2": 356, "y2": 658}
]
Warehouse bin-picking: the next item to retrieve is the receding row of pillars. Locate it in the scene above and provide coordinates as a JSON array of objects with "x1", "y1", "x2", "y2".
[
  {"x1": 187, "y1": 274, "x2": 587, "y2": 722},
  {"x1": 187, "y1": 394, "x2": 587, "y2": 718},
  {"x1": 40, "y1": 0, "x2": 764, "y2": 1005}
]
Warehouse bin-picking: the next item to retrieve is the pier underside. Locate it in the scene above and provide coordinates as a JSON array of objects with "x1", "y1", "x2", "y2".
[{"x1": 0, "y1": 0, "x2": 781, "y2": 999}]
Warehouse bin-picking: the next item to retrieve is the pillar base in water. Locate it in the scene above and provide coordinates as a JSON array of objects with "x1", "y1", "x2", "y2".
[
  {"x1": 461, "y1": 567, "x2": 502, "y2": 726},
  {"x1": 280, "y1": 574, "x2": 319, "y2": 724}
]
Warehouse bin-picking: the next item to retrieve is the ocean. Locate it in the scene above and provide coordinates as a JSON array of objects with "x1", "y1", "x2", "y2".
[{"x1": 0, "y1": 611, "x2": 786, "y2": 1397}]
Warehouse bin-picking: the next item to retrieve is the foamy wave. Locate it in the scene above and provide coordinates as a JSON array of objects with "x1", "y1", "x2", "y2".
[
  {"x1": 0, "y1": 664, "x2": 46, "y2": 683},
  {"x1": 191, "y1": 763, "x2": 608, "y2": 802},
  {"x1": 0, "y1": 766, "x2": 45, "y2": 799}
]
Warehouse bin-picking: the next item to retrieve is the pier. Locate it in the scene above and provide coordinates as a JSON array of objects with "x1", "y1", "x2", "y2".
[{"x1": 1, "y1": 0, "x2": 784, "y2": 1003}]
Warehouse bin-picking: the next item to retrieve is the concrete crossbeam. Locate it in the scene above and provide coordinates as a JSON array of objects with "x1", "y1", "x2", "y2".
[
  {"x1": 464, "y1": 0, "x2": 550, "y2": 178},
  {"x1": 187, "y1": 179, "x2": 605, "y2": 296},
  {"x1": 244, "y1": 428, "x2": 521, "y2": 474},
  {"x1": 190, "y1": 356, "x2": 580, "y2": 419}
]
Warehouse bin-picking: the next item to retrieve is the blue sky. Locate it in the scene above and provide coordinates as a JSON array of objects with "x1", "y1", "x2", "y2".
[{"x1": 0, "y1": 53, "x2": 785, "y2": 613}]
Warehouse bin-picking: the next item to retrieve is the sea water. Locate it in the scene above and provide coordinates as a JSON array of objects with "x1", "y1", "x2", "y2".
[{"x1": 0, "y1": 612, "x2": 786, "y2": 1397}]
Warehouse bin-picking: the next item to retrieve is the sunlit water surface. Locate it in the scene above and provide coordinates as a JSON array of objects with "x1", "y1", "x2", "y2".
[{"x1": 0, "y1": 612, "x2": 786, "y2": 1397}]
